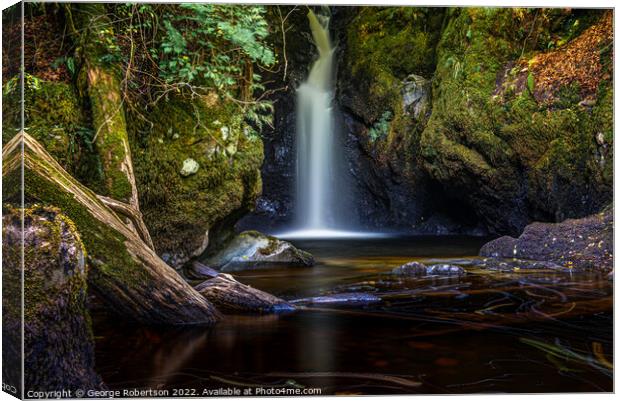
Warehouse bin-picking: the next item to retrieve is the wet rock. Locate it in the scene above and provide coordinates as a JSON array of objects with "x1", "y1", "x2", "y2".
[
  {"x1": 291, "y1": 292, "x2": 382, "y2": 306},
  {"x1": 393, "y1": 261, "x2": 466, "y2": 276},
  {"x1": 162, "y1": 230, "x2": 210, "y2": 270},
  {"x1": 472, "y1": 258, "x2": 567, "y2": 272},
  {"x1": 203, "y1": 230, "x2": 314, "y2": 272},
  {"x1": 427, "y1": 264, "x2": 466, "y2": 276},
  {"x1": 392, "y1": 261, "x2": 428, "y2": 276},
  {"x1": 195, "y1": 274, "x2": 294, "y2": 314},
  {"x1": 402, "y1": 74, "x2": 431, "y2": 118},
  {"x1": 480, "y1": 206, "x2": 613, "y2": 271},
  {"x1": 3, "y1": 206, "x2": 104, "y2": 392}
]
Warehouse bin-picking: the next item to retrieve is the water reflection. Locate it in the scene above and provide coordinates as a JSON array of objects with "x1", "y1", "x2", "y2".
[{"x1": 94, "y1": 237, "x2": 612, "y2": 394}]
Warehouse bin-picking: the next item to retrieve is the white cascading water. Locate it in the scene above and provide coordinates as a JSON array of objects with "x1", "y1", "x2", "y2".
[
  {"x1": 297, "y1": 10, "x2": 335, "y2": 230},
  {"x1": 279, "y1": 10, "x2": 381, "y2": 239}
]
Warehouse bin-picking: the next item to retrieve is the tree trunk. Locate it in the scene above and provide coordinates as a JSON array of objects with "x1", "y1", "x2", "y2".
[
  {"x1": 71, "y1": 3, "x2": 140, "y2": 209},
  {"x1": 3, "y1": 133, "x2": 220, "y2": 325}
]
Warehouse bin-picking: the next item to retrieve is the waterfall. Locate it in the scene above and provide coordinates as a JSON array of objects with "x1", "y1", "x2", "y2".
[
  {"x1": 296, "y1": 10, "x2": 336, "y2": 231},
  {"x1": 275, "y1": 10, "x2": 378, "y2": 239}
]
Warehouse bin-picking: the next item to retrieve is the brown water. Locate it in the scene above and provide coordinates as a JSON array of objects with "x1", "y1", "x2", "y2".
[{"x1": 93, "y1": 236, "x2": 613, "y2": 395}]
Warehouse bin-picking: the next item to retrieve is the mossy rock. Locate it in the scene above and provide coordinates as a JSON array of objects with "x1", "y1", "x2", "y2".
[
  {"x1": 2, "y1": 204, "x2": 104, "y2": 391},
  {"x1": 418, "y1": 9, "x2": 612, "y2": 233},
  {"x1": 130, "y1": 96, "x2": 264, "y2": 268},
  {"x1": 203, "y1": 230, "x2": 314, "y2": 272},
  {"x1": 341, "y1": 7, "x2": 445, "y2": 124}
]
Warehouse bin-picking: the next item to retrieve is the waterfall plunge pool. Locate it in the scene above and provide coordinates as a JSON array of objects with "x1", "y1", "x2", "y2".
[
  {"x1": 275, "y1": 229, "x2": 388, "y2": 239},
  {"x1": 93, "y1": 236, "x2": 612, "y2": 394}
]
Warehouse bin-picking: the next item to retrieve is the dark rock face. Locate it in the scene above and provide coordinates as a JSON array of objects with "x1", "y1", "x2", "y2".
[
  {"x1": 480, "y1": 206, "x2": 613, "y2": 272},
  {"x1": 333, "y1": 7, "x2": 486, "y2": 233},
  {"x1": 333, "y1": 8, "x2": 612, "y2": 235},
  {"x1": 238, "y1": 7, "x2": 320, "y2": 232},
  {"x1": 2, "y1": 206, "x2": 104, "y2": 393}
]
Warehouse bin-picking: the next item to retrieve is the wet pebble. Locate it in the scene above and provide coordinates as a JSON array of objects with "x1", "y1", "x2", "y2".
[{"x1": 427, "y1": 264, "x2": 466, "y2": 276}]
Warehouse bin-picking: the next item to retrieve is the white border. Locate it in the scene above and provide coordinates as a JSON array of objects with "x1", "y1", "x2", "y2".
[{"x1": 0, "y1": 1, "x2": 616, "y2": 401}]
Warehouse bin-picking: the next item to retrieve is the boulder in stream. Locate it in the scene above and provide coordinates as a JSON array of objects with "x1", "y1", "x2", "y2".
[
  {"x1": 480, "y1": 206, "x2": 613, "y2": 272},
  {"x1": 204, "y1": 230, "x2": 314, "y2": 272},
  {"x1": 391, "y1": 261, "x2": 428, "y2": 276},
  {"x1": 392, "y1": 261, "x2": 465, "y2": 276},
  {"x1": 426, "y1": 264, "x2": 466, "y2": 276}
]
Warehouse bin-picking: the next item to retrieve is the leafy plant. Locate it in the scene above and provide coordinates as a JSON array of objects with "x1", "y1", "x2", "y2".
[
  {"x1": 527, "y1": 72, "x2": 535, "y2": 94},
  {"x1": 51, "y1": 56, "x2": 76, "y2": 77},
  {"x1": 158, "y1": 5, "x2": 273, "y2": 92},
  {"x1": 368, "y1": 111, "x2": 393, "y2": 142},
  {"x1": 113, "y1": 3, "x2": 276, "y2": 133}
]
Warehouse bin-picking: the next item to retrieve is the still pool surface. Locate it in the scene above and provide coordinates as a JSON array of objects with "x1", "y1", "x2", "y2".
[{"x1": 94, "y1": 236, "x2": 613, "y2": 394}]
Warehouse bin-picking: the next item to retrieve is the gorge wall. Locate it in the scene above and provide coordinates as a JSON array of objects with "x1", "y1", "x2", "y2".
[
  {"x1": 6, "y1": 4, "x2": 613, "y2": 270},
  {"x1": 245, "y1": 6, "x2": 613, "y2": 236}
]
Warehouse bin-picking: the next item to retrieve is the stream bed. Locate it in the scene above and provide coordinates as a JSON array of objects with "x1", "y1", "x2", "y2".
[{"x1": 94, "y1": 236, "x2": 613, "y2": 394}]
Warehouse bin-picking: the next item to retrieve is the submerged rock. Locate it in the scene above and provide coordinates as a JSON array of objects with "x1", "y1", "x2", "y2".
[
  {"x1": 480, "y1": 206, "x2": 613, "y2": 272},
  {"x1": 426, "y1": 264, "x2": 466, "y2": 276},
  {"x1": 392, "y1": 261, "x2": 428, "y2": 276},
  {"x1": 291, "y1": 292, "x2": 382, "y2": 306},
  {"x1": 204, "y1": 230, "x2": 314, "y2": 272},
  {"x1": 392, "y1": 261, "x2": 466, "y2": 276}
]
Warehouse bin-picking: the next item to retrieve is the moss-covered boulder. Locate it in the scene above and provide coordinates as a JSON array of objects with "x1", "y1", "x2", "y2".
[
  {"x1": 131, "y1": 96, "x2": 264, "y2": 268},
  {"x1": 2, "y1": 205, "x2": 104, "y2": 392},
  {"x1": 202, "y1": 230, "x2": 314, "y2": 272},
  {"x1": 419, "y1": 9, "x2": 612, "y2": 234},
  {"x1": 339, "y1": 8, "x2": 612, "y2": 234}
]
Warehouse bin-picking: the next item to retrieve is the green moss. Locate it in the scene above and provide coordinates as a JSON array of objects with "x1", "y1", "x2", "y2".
[
  {"x1": 25, "y1": 172, "x2": 152, "y2": 289},
  {"x1": 129, "y1": 96, "x2": 263, "y2": 260},
  {"x1": 2, "y1": 78, "x2": 87, "y2": 170},
  {"x1": 4, "y1": 142, "x2": 152, "y2": 291},
  {"x1": 417, "y1": 8, "x2": 612, "y2": 227},
  {"x1": 345, "y1": 7, "x2": 445, "y2": 121}
]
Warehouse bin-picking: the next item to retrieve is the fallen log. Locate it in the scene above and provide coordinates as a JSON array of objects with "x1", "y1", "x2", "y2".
[
  {"x1": 195, "y1": 274, "x2": 294, "y2": 314},
  {"x1": 2, "y1": 133, "x2": 220, "y2": 325}
]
